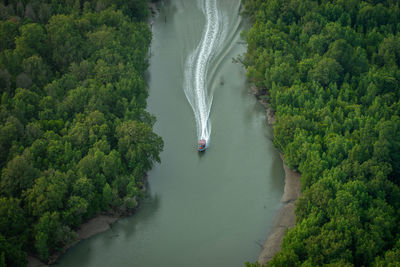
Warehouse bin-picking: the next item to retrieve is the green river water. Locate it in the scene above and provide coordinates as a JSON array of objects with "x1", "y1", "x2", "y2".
[{"x1": 56, "y1": 0, "x2": 284, "y2": 266}]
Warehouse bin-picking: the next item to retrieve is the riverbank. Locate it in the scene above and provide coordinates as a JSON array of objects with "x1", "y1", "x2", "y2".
[
  {"x1": 251, "y1": 86, "x2": 301, "y2": 265},
  {"x1": 28, "y1": 180, "x2": 147, "y2": 266},
  {"x1": 28, "y1": 214, "x2": 118, "y2": 267}
]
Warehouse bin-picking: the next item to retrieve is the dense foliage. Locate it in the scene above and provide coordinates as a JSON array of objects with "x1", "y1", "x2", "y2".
[
  {"x1": 0, "y1": 0, "x2": 163, "y2": 265},
  {"x1": 242, "y1": 0, "x2": 400, "y2": 265}
]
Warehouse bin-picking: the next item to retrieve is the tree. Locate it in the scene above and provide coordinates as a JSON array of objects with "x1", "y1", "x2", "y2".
[
  {"x1": 102, "y1": 183, "x2": 112, "y2": 209},
  {"x1": 308, "y1": 57, "x2": 343, "y2": 86},
  {"x1": 378, "y1": 34, "x2": 400, "y2": 67},
  {"x1": 325, "y1": 39, "x2": 353, "y2": 73},
  {"x1": 12, "y1": 88, "x2": 40, "y2": 122},
  {"x1": 0, "y1": 69, "x2": 11, "y2": 95},
  {"x1": 0, "y1": 233, "x2": 27, "y2": 267},
  {"x1": 71, "y1": 176, "x2": 97, "y2": 216},
  {"x1": 0, "y1": 197, "x2": 26, "y2": 239},
  {"x1": 24, "y1": 170, "x2": 68, "y2": 217},
  {"x1": 21, "y1": 55, "x2": 51, "y2": 88},
  {"x1": 34, "y1": 211, "x2": 73, "y2": 261},
  {"x1": 15, "y1": 23, "x2": 46, "y2": 58},
  {"x1": 0, "y1": 115, "x2": 23, "y2": 159},
  {"x1": 0, "y1": 154, "x2": 39, "y2": 197},
  {"x1": 0, "y1": 20, "x2": 18, "y2": 50},
  {"x1": 63, "y1": 196, "x2": 88, "y2": 228},
  {"x1": 102, "y1": 150, "x2": 122, "y2": 183},
  {"x1": 116, "y1": 120, "x2": 163, "y2": 172},
  {"x1": 46, "y1": 14, "x2": 84, "y2": 72}
]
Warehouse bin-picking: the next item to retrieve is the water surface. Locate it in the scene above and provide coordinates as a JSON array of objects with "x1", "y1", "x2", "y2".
[{"x1": 56, "y1": 1, "x2": 284, "y2": 266}]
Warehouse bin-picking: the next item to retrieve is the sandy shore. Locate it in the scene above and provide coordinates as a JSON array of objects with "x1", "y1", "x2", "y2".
[
  {"x1": 27, "y1": 256, "x2": 48, "y2": 267},
  {"x1": 257, "y1": 157, "x2": 301, "y2": 264},
  {"x1": 28, "y1": 214, "x2": 117, "y2": 267},
  {"x1": 252, "y1": 86, "x2": 301, "y2": 265},
  {"x1": 76, "y1": 215, "x2": 117, "y2": 240}
]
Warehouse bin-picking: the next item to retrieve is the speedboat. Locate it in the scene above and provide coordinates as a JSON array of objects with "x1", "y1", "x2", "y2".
[{"x1": 198, "y1": 139, "x2": 206, "y2": 152}]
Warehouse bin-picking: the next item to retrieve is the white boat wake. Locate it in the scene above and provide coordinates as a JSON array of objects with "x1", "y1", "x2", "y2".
[{"x1": 183, "y1": 0, "x2": 227, "y2": 146}]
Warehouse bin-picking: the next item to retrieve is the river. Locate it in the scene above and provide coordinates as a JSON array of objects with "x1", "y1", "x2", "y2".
[{"x1": 56, "y1": 0, "x2": 284, "y2": 266}]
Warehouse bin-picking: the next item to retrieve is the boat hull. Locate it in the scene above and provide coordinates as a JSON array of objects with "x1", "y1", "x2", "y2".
[{"x1": 198, "y1": 139, "x2": 207, "y2": 151}]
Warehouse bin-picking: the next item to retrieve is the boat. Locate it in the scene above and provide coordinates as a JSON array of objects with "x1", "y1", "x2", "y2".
[{"x1": 198, "y1": 139, "x2": 206, "y2": 151}]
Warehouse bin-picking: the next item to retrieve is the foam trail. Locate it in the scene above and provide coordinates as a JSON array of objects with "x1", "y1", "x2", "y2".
[{"x1": 183, "y1": 0, "x2": 223, "y2": 145}]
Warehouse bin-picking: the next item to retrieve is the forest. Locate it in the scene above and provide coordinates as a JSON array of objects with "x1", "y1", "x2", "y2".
[
  {"x1": 0, "y1": 0, "x2": 163, "y2": 266},
  {"x1": 242, "y1": 0, "x2": 400, "y2": 265}
]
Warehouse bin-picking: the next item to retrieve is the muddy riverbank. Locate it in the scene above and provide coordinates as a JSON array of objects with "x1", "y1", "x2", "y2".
[{"x1": 251, "y1": 86, "x2": 302, "y2": 265}]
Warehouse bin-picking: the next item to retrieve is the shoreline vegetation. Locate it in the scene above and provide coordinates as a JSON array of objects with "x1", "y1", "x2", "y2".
[
  {"x1": 28, "y1": 214, "x2": 117, "y2": 267},
  {"x1": 243, "y1": 0, "x2": 400, "y2": 266},
  {"x1": 27, "y1": 177, "x2": 150, "y2": 266},
  {"x1": 252, "y1": 86, "x2": 301, "y2": 265},
  {"x1": 27, "y1": 2, "x2": 159, "y2": 266},
  {"x1": 0, "y1": 1, "x2": 163, "y2": 266}
]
